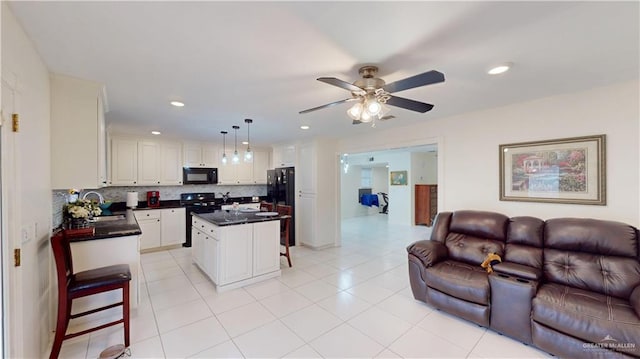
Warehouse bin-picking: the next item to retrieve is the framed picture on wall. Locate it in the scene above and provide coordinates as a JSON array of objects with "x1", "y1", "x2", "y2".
[
  {"x1": 499, "y1": 134, "x2": 606, "y2": 205},
  {"x1": 390, "y1": 171, "x2": 408, "y2": 186}
]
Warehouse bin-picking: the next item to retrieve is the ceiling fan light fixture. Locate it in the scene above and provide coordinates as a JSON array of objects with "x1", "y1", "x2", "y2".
[
  {"x1": 347, "y1": 102, "x2": 363, "y2": 119},
  {"x1": 365, "y1": 98, "x2": 382, "y2": 116},
  {"x1": 360, "y1": 111, "x2": 372, "y2": 123}
]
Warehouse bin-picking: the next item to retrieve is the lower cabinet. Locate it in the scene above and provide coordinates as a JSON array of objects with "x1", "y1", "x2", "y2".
[
  {"x1": 135, "y1": 208, "x2": 186, "y2": 250},
  {"x1": 191, "y1": 218, "x2": 280, "y2": 291}
]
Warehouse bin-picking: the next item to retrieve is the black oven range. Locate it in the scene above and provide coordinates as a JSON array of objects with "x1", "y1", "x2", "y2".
[{"x1": 180, "y1": 192, "x2": 222, "y2": 247}]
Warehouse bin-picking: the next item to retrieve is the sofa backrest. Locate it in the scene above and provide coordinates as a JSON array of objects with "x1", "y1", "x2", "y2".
[
  {"x1": 505, "y1": 216, "x2": 544, "y2": 270},
  {"x1": 543, "y1": 218, "x2": 640, "y2": 299},
  {"x1": 432, "y1": 210, "x2": 508, "y2": 266}
]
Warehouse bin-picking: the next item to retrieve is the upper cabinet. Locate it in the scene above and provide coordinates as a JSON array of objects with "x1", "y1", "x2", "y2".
[
  {"x1": 51, "y1": 74, "x2": 108, "y2": 189},
  {"x1": 218, "y1": 149, "x2": 270, "y2": 185},
  {"x1": 110, "y1": 137, "x2": 182, "y2": 186},
  {"x1": 272, "y1": 144, "x2": 296, "y2": 168},
  {"x1": 183, "y1": 142, "x2": 218, "y2": 168}
]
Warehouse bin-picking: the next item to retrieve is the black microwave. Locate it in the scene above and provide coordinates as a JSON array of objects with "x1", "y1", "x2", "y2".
[{"x1": 183, "y1": 167, "x2": 218, "y2": 185}]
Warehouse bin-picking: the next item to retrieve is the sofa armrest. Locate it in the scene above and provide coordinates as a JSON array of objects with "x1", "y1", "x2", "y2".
[
  {"x1": 407, "y1": 240, "x2": 449, "y2": 268},
  {"x1": 631, "y1": 285, "x2": 640, "y2": 318},
  {"x1": 492, "y1": 262, "x2": 542, "y2": 281}
]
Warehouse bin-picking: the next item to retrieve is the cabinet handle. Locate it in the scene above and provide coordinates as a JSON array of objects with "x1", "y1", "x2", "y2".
[
  {"x1": 157, "y1": 181, "x2": 160, "y2": 184},
  {"x1": 133, "y1": 181, "x2": 137, "y2": 184},
  {"x1": 146, "y1": 214, "x2": 150, "y2": 217},
  {"x1": 157, "y1": 219, "x2": 160, "y2": 222}
]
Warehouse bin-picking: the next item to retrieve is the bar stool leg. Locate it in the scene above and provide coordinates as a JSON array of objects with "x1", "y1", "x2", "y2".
[
  {"x1": 123, "y1": 284, "x2": 130, "y2": 348},
  {"x1": 50, "y1": 296, "x2": 69, "y2": 359}
]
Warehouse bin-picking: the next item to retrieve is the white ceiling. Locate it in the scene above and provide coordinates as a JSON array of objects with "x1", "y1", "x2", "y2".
[{"x1": 8, "y1": 1, "x2": 639, "y2": 147}]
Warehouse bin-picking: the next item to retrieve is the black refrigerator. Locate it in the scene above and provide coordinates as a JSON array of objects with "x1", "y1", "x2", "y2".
[{"x1": 267, "y1": 167, "x2": 295, "y2": 245}]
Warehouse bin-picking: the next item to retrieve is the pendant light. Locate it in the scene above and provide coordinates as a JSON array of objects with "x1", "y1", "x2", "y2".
[
  {"x1": 244, "y1": 118, "x2": 253, "y2": 163},
  {"x1": 220, "y1": 131, "x2": 228, "y2": 165},
  {"x1": 232, "y1": 125, "x2": 240, "y2": 164}
]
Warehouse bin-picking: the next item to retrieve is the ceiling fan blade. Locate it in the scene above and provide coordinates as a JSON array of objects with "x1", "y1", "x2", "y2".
[
  {"x1": 382, "y1": 70, "x2": 445, "y2": 93},
  {"x1": 385, "y1": 95, "x2": 434, "y2": 113},
  {"x1": 352, "y1": 120, "x2": 362, "y2": 125},
  {"x1": 317, "y1": 77, "x2": 364, "y2": 93},
  {"x1": 299, "y1": 98, "x2": 357, "y2": 114}
]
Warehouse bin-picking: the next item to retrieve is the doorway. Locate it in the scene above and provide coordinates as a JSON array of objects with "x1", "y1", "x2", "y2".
[{"x1": 338, "y1": 144, "x2": 438, "y2": 246}]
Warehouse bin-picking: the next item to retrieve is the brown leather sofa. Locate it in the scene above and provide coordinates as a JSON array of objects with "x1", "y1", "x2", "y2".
[{"x1": 407, "y1": 210, "x2": 640, "y2": 358}]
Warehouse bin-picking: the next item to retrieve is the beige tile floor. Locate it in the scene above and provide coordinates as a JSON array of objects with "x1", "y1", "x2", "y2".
[{"x1": 58, "y1": 215, "x2": 551, "y2": 358}]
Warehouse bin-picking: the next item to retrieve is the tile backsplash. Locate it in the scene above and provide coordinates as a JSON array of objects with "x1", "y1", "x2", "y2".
[{"x1": 52, "y1": 184, "x2": 267, "y2": 227}]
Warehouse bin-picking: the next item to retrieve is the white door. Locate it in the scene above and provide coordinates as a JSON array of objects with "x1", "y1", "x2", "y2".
[
  {"x1": 1, "y1": 77, "x2": 24, "y2": 358},
  {"x1": 298, "y1": 193, "x2": 317, "y2": 247}
]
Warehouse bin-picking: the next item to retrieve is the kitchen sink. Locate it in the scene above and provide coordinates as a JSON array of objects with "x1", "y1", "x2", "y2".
[{"x1": 90, "y1": 215, "x2": 125, "y2": 222}]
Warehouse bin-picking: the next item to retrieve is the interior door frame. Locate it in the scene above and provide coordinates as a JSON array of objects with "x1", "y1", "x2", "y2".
[{"x1": 1, "y1": 72, "x2": 24, "y2": 359}]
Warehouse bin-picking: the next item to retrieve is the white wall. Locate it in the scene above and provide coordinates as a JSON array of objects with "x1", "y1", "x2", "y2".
[
  {"x1": 387, "y1": 152, "x2": 412, "y2": 225},
  {"x1": 2, "y1": 3, "x2": 53, "y2": 357},
  {"x1": 411, "y1": 152, "x2": 437, "y2": 185},
  {"x1": 339, "y1": 81, "x2": 640, "y2": 226}
]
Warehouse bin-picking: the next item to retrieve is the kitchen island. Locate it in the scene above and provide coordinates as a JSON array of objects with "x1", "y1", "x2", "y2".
[
  {"x1": 191, "y1": 210, "x2": 284, "y2": 292},
  {"x1": 66, "y1": 210, "x2": 142, "y2": 319}
]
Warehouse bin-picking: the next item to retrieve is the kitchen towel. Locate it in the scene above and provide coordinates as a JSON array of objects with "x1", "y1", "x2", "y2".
[{"x1": 126, "y1": 191, "x2": 139, "y2": 208}]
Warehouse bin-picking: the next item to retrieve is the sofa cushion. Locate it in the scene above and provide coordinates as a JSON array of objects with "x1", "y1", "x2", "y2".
[
  {"x1": 544, "y1": 248, "x2": 640, "y2": 299},
  {"x1": 508, "y1": 216, "x2": 544, "y2": 247},
  {"x1": 445, "y1": 233, "x2": 504, "y2": 266},
  {"x1": 532, "y1": 283, "x2": 640, "y2": 352},
  {"x1": 450, "y1": 210, "x2": 509, "y2": 241},
  {"x1": 425, "y1": 260, "x2": 490, "y2": 305},
  {"x1": 545, "y1": 218, "x2": 638, "y2": 258}
]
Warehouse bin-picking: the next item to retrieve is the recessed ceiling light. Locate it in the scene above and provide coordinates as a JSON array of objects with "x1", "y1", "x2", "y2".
[
  {"x1": 488, "y1": 63, "x2": 512, "y2": 75},
  {"x1": 170, "y1": 101, "x2": 185, "y2": 107},
  {"x1": 151, "y1": 131, "x2": 161, "y2": 135},
  {"x1": 242, "y1": 141, "x2": 249, "y2": 145},
  {"x1": 300, "y1": 125, "x2": 310, "y2": 130}
]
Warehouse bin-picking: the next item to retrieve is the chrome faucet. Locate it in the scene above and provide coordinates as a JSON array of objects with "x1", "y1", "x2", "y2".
[
  {"x1": 82, "y1": 191, "x2": 104, "y2": 204},
  {"x1": 218, "y1": 192, "x2": 230, "y2": 203}
]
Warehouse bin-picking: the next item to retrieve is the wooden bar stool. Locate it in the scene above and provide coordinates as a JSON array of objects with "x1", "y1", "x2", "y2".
[
  {"x1": 276, "y1": 204, "x2": 293, "y2": 267},
  {"x1": 50, "y1": 231, "x2": 131, "y2": 359},
  {"x1": 260, "y1": 201, "x2": 274, "y2": 212}
]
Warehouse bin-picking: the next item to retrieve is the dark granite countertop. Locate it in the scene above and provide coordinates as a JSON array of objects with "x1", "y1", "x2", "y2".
[
  {"x1": 68, "y1": 210, "x2": 142, "y2": 242},
  {"x1": 193, "y1": 210, "x2": 288, "y2": 226}
]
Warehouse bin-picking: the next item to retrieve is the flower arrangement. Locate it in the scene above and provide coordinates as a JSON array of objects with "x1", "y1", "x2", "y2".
[{"x1": 65, "y1": 199, "x2": 102, "y2": 219}]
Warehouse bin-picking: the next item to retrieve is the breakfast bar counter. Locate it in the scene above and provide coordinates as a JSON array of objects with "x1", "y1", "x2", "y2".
[{"x1": 191, "y1": 211, "x2": 283, "y2": 292}]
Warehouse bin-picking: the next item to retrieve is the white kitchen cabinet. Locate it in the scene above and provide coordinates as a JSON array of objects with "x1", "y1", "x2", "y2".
[
  {"x1": 160, "y1": 142, "x2": 183, "y2": 185},
  {"x1": 135, "y1": 208, "x2": 186, "y2": 250},
  {"x1": 137, "y1": 140, "x2": 161, "y2": 185},
  {"x1": 51, "y1": 73, "x2": 108, "y2": 189},
  {"x1": 191, "y1": 217, "x2": 280, "y2": 292},
  {"x1": 111, "y1": 137, "x2": 183, "y2": 186},
  {"x1": 272, "y1": 144, "x2": 296, "y2": 168},
  {"x1": 252, "y1": 221, "x2": 280, "y2": 276},
  {"x1": 218, "y1": 149, "x2": 269, "y2": 185},
  {"x1": 110, "y1": 138, "x2": 139, "y2": 186},
  {"x1": 252, "y1": 150, "x2": 270, "y2": 184},
  {"x1": 160, "y1": 208, "x2": 186, "y2": 246},
  {"x1": 219, "y1": 225, "x2": 253, "y2": 284},
  {"x1": 218, "y1": 159, "x2": 252, "y2": 184},
  {"x1": 183, "y1": 142, "x2": 218, "y2": 167},
  {"x1": 135, "y1": 210, "x2": 161, "y2": 250}
]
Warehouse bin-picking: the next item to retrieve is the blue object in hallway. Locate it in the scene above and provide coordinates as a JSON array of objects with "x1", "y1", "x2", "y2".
[{"x1": 360, "y1": 193, "x2": 379, "y2": 207}]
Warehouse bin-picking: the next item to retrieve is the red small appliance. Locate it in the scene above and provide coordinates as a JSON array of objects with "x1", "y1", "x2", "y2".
[{"x1": 147, "y1": 191, "x2": 160, "y2": 208}]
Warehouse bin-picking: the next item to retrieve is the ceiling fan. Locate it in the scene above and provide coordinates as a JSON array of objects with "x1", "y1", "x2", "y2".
[{"x1": 299, "y1": 65, "x2": 445, "y2": 126}]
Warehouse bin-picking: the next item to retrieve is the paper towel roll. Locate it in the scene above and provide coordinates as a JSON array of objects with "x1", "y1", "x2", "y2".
[{"x1": 126, "y1": 191, "x2": 139, "y2": 208}]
